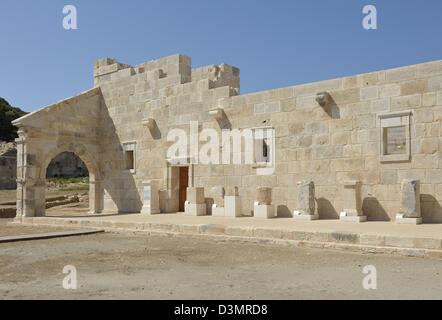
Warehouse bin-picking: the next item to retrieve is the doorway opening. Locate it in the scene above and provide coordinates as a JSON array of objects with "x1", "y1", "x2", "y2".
[{"x1": 178, "y1": 166, "x2": 188, "y2": 212}]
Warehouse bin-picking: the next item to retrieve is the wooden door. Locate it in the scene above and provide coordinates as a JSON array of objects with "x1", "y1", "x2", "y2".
[{"x1": 178, "y1": 167, "x2": 188, "y2": 212}]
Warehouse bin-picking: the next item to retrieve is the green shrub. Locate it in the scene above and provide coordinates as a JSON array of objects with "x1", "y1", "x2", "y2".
[{"x1": 0, "y1": 97, "x2": 27, "y2": 142}]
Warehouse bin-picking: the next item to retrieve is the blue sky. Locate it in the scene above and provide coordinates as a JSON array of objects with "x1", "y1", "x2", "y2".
[{"x1": 1, "y1": 0, "x2": 441, "y2": 112}]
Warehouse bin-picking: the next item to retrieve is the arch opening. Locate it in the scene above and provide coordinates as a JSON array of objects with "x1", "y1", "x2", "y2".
[
  {"x1": 44, "y1": 152, "x2": 90, "y2": 216},
  {"x1": 33, "y1": 148, "x2": 103, "y2": 217}
]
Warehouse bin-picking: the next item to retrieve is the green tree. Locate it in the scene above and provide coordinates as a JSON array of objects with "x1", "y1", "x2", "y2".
[{"x1": 0, "y1": 97, "x2": 27, "y2": 142}]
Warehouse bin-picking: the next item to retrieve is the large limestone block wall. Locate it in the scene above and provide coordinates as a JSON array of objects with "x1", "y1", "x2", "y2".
[
  {"x1": 96, "y1": 54, "x2": 240, "y2": 213},
  {"x1": 95, "y1": 54, "x2": 442, "y2": 222}
]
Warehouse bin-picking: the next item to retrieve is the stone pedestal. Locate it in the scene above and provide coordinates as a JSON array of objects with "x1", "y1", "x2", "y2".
[
  {"x1": 256, "y1": 187, "x2": 272, "y2": 205},
  {"x1": 212, "y1": 205, "x2": 225, "y2": 217},
  {"x1": 225, "y1": 195, "x2": 241, "y2": 217},
  {"x1": 210, "y1": 186, "x2": 225, "y2": 217},
  {"x1": 396, "y1": 179, "x2": 422, "y2": 225},
  {"x1": 340, "y1": 181, "x2": 366, "y2": 223},
  {"x1": 293, "y1": 181, "x2": 318, "y2": 220},
  {"x1": 253, "y1": 187, "x2": 275, "y2": 218},
  {"x1": 185, "y1": 202, "x2": 207, "y2": 216},
  {"x1": 254, "y1": 202, "x2": 275, "y2": 218},
  {"x1": 141, "y1": 180, "x2": 160, "y2": 214},
  {"x1": 211, "y1": 186, "x2": 225, "y2": 207},
  {"x1": 185, "y1": 187, "x2": 207, "y2": 216}
]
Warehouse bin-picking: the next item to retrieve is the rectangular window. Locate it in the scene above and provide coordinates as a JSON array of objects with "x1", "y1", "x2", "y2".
[
  {"x1": 384, "y1": 126, "x2": 406, "y2": 155},
  {"x1": 122, "y1": 142, "x2": 136, "y2": 173},
  {"x1": 254, "y1": 138, "x2": 270, "y2": 163},
  {"x1": 125, "y1": 150, "x2": 134, "y2": 170},
  {"x1": 251, "y1": 127, "x2": 274, "y2": 165},
  {"x1": 378, "y1": 111, "x2": 411, "y2": 162}
]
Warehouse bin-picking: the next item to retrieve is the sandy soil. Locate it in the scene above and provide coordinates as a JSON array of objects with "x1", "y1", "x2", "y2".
[{"x1": 1, "y1": 230, "x2": 442, "y2": 300}]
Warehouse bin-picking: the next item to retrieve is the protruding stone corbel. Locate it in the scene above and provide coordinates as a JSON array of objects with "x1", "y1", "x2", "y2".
[
  {"x1": 209, "y1": 108, "x2": 224, "y2": 121},
  {"x1": 142, "y1": 118, "x2": 161, "y2": 139},
  {"x1": 315, "y1": 91, "x2": 331, "y2": 107},
  {"x1": 142, "y1": 118, "x2": 157, "y2": 131},
  {"x1": 209, "y1": 108, "x2": 231, "y2": 129}
]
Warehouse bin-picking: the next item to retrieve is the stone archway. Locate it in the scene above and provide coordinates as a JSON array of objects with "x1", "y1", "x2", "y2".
[
  {"x1": 12, "y1": 87, "x2": 104, "y2": 219},
  {"x1": 15, "y1": 133, "x2": 104, "y2": 218}
]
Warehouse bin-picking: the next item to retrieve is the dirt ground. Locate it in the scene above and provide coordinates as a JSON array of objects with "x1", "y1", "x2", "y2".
[
  {"x1": 1, "y1": 188, "x2": 90, "y2": 219},
  {"x1": 1, "y1": 224, "x2": 442, "y2": 299},
  {"x1": 0, "y1": 219, "x2": 68, "y2": 236},
  {"x1": 0, "y1": 189, "x2": 85, "y2": 205}
]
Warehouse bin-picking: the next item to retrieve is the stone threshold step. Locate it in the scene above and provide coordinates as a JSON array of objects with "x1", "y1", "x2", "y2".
[
  {"x1": 0, "y1": 229, "x2": 105, "y2": 243},
  {"x1": 15, "y1": 217, "x2": 442, "y2": 254}
]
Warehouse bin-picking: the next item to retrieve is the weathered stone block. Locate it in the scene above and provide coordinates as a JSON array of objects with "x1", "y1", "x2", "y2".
[
  {"x1": 340, "y1": 180, "x2": 366, "y2": 222},
  {"x1": 224, "y1": 195, "x2": 241, "y2": 217},
  {"x1": 255, "y1": 187, "x2": 272, "y2": 205},
  {"x1": 210, "y1": 186, "x2": 225, "y2": 207},
  {"x1": 225, "y1": 186, "x2": 239, "y2": 196},
  {"x1": 141, "y1": 180, "x2": 160, "y2": 215},
  {"x1": 186, "y1": 187, "x2": 205, "y2": 204},
  {"x1": 397, "y1": 179, "x2": 421, "y2": 219},
  {"x1": 184, "y1": 202, "x2": 207, "y2": 216},
  {"x1": 294, "y1": 181, "x2": 315, "y2": 216},
  {"x1": 253, "y1": 203, "x2": 275, "y2": 219}
]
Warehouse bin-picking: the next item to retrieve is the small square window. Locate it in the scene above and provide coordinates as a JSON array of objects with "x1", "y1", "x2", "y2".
[
  {"x1": 122, "y1": 142, "x2": 136, "y2": 173},
  {"x1": 378, "y1": 111, "x2": 411, "y2": 162},
  {"x1": 125, "y1": 150, "x2": 134, "y2": 170}
]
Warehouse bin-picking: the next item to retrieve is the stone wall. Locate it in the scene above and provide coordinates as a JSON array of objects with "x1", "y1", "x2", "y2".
[
  {"x1": 16, "y1": 54, "x2": 442, "y2": 222},
  {"x1": 94, "y1": 55, "x2": 442, "y2": 222}
]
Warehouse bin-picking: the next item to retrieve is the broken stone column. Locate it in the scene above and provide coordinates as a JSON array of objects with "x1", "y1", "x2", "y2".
[
  {"x1": 185, "y1": 187, "x2": 207, "y2": 216},
  {"x1": 340, "y1": 181, "x2": 366, "y2": 222},
  {"x1": 224, "y1": 186, "x2": 241, "y2": 217},
  {"x1": 211, "y1": 186, "x2": 226, "y2": 217},
  {"x1": 141, "y1": 180, "x2": 160, "y2": 215},
  {"x1": 396, "y1": 179, "x2": 422, "y2": 224},
  {"x1": 253, "y1": 187, "x2": 275, "y2": 219},
  {"x1": 293, "y1": 181, "x2": 318, "y2": 220}
]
